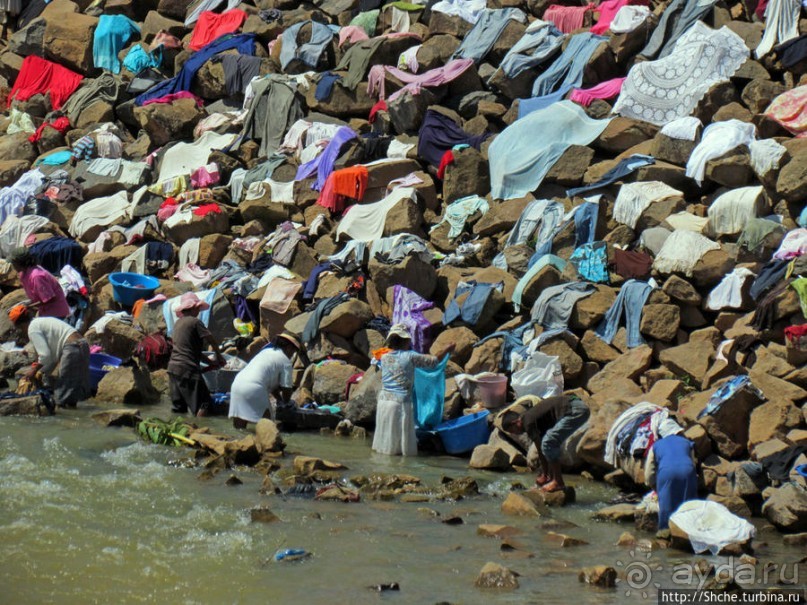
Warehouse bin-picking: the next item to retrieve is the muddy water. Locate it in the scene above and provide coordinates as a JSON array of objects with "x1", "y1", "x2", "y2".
[{"x1": 1, "y1": 402, "x2": 803, "y2": 605}]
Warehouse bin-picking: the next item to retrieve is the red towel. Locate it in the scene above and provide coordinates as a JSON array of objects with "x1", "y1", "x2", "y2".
[
  {"x1": 193, "y1": 203, "x2": 222, "y2": 216},
  {"x1": 436, "y1": 150, "x2": 455, "y2": 180},
  {"x1": 8, "y1": 55, "x2": 83, "y2": 111},
  {"x1": 189, "y1": 9, "x2": 248, "y2": 51},
  {"x1": 369, "y1": 99, "x2": 388, "y2": 123}
]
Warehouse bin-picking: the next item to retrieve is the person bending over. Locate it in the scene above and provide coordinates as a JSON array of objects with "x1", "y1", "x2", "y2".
[{"x1": 502, "y1": 394, "x2": 590, "y2": 493}]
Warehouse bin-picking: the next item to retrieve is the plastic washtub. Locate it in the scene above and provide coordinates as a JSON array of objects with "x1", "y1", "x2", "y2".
[
  {"x1": 434, "y1": 410, "x2": 491, "y2": 455},
  {"x1": 109, "y1": 272, "x2": 160, "y2": 306},
  {"x1": 474, "y1": 374, "x2": 508, "y2": 409},
  {"x1": 89, "y1": 353, "x2": 121, "y2": 390}
]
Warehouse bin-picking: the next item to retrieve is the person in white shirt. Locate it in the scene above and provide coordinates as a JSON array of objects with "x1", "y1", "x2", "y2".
[
  {"x1": 9, "y1": 304, "x2": 90, "y2": 407},
  {"x1": 228, "y1": 332, "x2": 301, "y2": 429}
]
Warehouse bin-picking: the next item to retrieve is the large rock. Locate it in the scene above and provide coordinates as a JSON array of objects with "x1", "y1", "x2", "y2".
[
  {"x1": 312, "y1": 362, "x2": 361, "y2": 405},
  {"x1": 594, "y1": 118, "x2": 658, "y2": 154},
  {"x1": 134, "y1": 99, "x2": 205, "y2": 147},
  {"x1": 639, "y1": 304, "x2": 680, "y2": 342},
  {"x1": 368, "y1": 253, "x2": 437, "y2": 302},
  {"x1": 254, "y1": 419, "x2": 285, "y2": 454},
  {"x1": 42, "y1": 1, "x2": 97, "y2": 74},
  {"x1": 747, "y1": 400, "x2": 802, "y2": 452},
  {"x1": 0, "y1": 394, "x2": 53, "y2": 416},
  {"x1": 320, "y1": 300, "x2": 373, "y2": 339},
  {"x1": 659, "y1": 340, "x2": 716, "y2": 388},
  {"x1": 443, "y1": 147, "x2": 490, "y2": 204},
  {"x1": 95, "y1": 365, "x2": 160, "y2": 405},
  {"x1": 473, "y1": 196, "x2": 532, "y2": 237},
  {"x1": 587, "y1": 346, "x2": 653, "y2": 394},
  {"x1": 475, "y1": 562, "x2": 519, "y2": 590},
  {"x1": 762, "y1": 484, "x2": 807, "y2": 533},
  {"x1": 698, "y1": 382, "x2": 765, "y2": 459},
  {"x1": 344, "y1": 366, "x2": 381, "y2": 424}
]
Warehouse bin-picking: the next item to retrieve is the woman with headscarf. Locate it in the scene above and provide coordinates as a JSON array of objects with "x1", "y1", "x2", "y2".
[
  {"x1": 644, "y1": 419, "x2": 698, "y2": 530},
  {"x1": 9, "y1": 247, "x2": 70, "y2": 319},
  {"x1": 229, "y1": 331, "x2": 302, "y2": 429},
  {"x1": 167, "y1": 292, "x2": 226, "y2": 417},
  {"x1": 372, "y1": 324, "x2": 452, "y2": 456}
]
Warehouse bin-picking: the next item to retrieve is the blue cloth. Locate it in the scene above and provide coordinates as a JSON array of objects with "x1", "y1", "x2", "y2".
[
  {"x1": 498, "y1": 21, "x2": 564, "y2": 78},
  {"x1": 413, "y1": 354, "x2": 449, "y2": 429},
  {"x1": 652, "y1": 435, "x2": 697, "y2": 530},
  {"x1": 417, "y1": 109, "x2": 491, "y2": 167},
  {"x1": 749, "y1": 258, "x2": 789, "y2": 301},
  {"x1": 29, "y1": 237, "x2": 84, "y2": 274},
  {"x1": 295, "y1": 126, "x2": 357, "y2": 191},
  {"x1": 443, "y1": 281, "x2": 500, "y2": 326},
  {"x1": 123, "y1": 44, "x2": 162, "y2": 75},
  {"x1": 315, "y1": 71, "x2": 341, "y2": 101},
  {"x1": 517, "y1": 88, "x2": 568, "y2": 119},
  {"x1": 566, "y1": 154, "x2": 655, "y2": 197},
  {"x1": 302, "y1": 262, "x2": 332, "y2": 301},
  {"x1": 798, "y1": 206, "x2": 807, "y2": 228},
  {"x1": 37, "y1": 150, "x2": 73, "y2": 166},
  {"x1": 796, "y1": 464, "x2": 807, "y2": 478},
  {"x1": 532, "y1": 32, "x2": 606, "y2": 97},
  {"x1": 279, "y1": 20, "x2": 335, "y2": 71},
  {"x1": 574, "y1": 201, "x2": 599, "y2": 246},
  {"x1": 697, "y1": 375, "x2": 760, "y2": 419},
  {"x1": 454, "y1": 8, "x2": 525, "y2": 63},
  {"x1": 136, "y1": 34, "x2": 256, "y2": 105},
  {"x1": 474, "y1": 321, "x2": 537, "y2": 372},
  {"x1": 489, "y1": 100, "x2": 611, "y2": 200},
  {"x1": 93, "y1": 14, "x2": 141, "y2": 74},
  {"x1": 570, "y1": 241, "x2": 609, "y2": 283},
  {"x1": 595, "y1": 279, "x2": 653, "y2": 348},
  {"x1": 512, "y1": 254, "x2": 568, "y2": 312}
]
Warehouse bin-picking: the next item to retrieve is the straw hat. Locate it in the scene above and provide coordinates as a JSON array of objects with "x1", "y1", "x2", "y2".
[
  {"x1": 175, "y1": 292, "x2": 210, "y2": 316},
  {"x1": 276, "y1": 331, "x2": 302, "y2": 351},
  {"x1": 385, "y1": 323, "x2": 411, "y2": 343}
]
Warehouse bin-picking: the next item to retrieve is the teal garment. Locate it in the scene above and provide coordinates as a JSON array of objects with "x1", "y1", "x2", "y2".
[
  {"x1": 413, "y1": 354, "x2": 449, "y2": 430},
  {"x1": 36, "y1": 150, "x2": 73, "y2": 166},
  {"x1": 570, "y1": 241, "x2": 609, "y2": 284},
  {"x1": 93, "y1": 14, "x2": 141, "y2": 74},
  {"x1": 488, "y1": 100, "x2": 612, "y2": 200},
  {"x1": 123, "y1": 44, "x2": 162, "y2": 75}
]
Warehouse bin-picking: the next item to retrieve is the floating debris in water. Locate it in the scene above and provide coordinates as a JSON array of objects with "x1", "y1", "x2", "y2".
[{"x1": 274, "y1": 548, "x2": 310, "y2": 562}]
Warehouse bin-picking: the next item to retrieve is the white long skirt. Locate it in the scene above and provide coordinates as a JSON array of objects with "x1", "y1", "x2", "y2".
[
  {"x1": 371, "y1": 389, "x2": 417, "y2": 456},
  {"x1": 228, "y1": 380, "x2": 270, "y2": 424}
]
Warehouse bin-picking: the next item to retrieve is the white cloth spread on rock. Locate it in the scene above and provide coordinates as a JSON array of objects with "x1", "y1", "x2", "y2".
[
  {"x1": 706, "y1": 267, "x2": 755, "y2": 310},
  {"x1": 69, "y1": 191, "x2": 132, "y2": 239},
  {"x1": 0, "y1": 214, "x2": 49, "y2": 257},
  {"x1": 431, "y1": 0, "x2": 487, "y2": 24},
  {"x1": 664, "y1": 211, "x2": 709, "y2": 233},
  {"x1": 336, "y1": 187, "x2": 416, "y2": 242},
  {"x1": 259, "y1": 277, "x2": 302, "y2": 313},
  {"x1": 707, "y1": 185, "x2": 766, "y2": 236},
  {"x1": 614, "y1": 22, "x2": 749, "y2": 126},
  {"x1": 613, "y1": 181, "x2": 683, "y2": 229},
  {"x1": 267, "y1": 179, "x2": 295, "y2": 204},
  {"x1": 158, "y1": 131, "x2": 237, "y2": 183},
  {"x1": 609, "y1": 5, "x2": 651, "y2": 33},
  {"x1": 685, "y1": 119, "x2": 757, "y2": 184},
  {"x1": 653, "y1": 229, "x2": 721, "y2": 276},
  {"x1": 669, "y1": 500, "x2": 755, "y2": 555},
  {"x1": 749, "y1": 138, "x2": 787, "y2": 176},
  {"x1": 660, "y1": 116, "x2": 702, "y2": 141},
  {"x1": 179, "y1": 238, "x2": 201, "y2": 268},
  {"x1": 755, "y1": 0, "x2": 800, "y2": 58}
]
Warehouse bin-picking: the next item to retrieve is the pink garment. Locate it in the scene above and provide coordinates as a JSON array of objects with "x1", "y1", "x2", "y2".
[
  {"x1": 367, "y1": 58, "x2": 474, "y2": 102},
  {"x1": 19, "y1": 266, "x2": 70, "y2": 319},
  {"x1": 590, "y1": 0, "x2": 645, "y2": 34},
  {"x1": 191, "y1": 163, "x2": 220, "y2": 189},
  {"x1": 175, "y1": 264, "x2": 210, "y2": 287},
  {"x1": 89, "y1": 345, "x2": 103, "y2": 354},
  {"x1": 157, "y1": 205, "x2": 178, "y2": 221},
  {"x1": 339, "y1": 25, "x2": 369, "y2": 47},
  {"x1": 542, "y1": 4, "x2": 594, "y2": 33},
  {"x1": 570, "y1": 77, "x2": 627, "y2": 106},
  {"x1": 141, "y1": 91, "x2": 203, "y2": 107},
  {"x1": 260, "y1": 277, "x2": 302, "y2": 314},
  {"x1": 773, "y1": 228, "x2": 807, "y2": 260}
]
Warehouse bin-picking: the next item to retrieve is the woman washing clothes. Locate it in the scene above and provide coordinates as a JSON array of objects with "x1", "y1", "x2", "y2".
[
  {"x1": 372, "y1": 324, "x2": 453, "y2": 456},
  {"x1": 9, "y1": 247, "x2": 70, "y2": 319},
  {"x1": 644, "y1": 420, "x2": 698, "y2": 532},
  {"x1": 228, "y1": 331, "x2": 302, "y2": 429}
]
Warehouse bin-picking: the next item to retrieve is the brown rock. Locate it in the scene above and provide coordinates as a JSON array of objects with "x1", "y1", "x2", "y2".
[
  {"x1": 95, "y1": 365, "x2": 160, "y2": 405},
  {"x1": 662, "y1": 275, "x2": 702, "y2": 305},
  {"x1": 659, "y1": 341, "x2": 715, "y2": 388},
  {"x1": 640, "y1": 304, "x2": 680, "y2": 342},
  {"x1": 42, "y1": 1, "x2": 97, "y2": 73},
  {"x1": 501, "y1": 492, "x2": 547, "y2": 517},
  {"x1": 475, "y1": 562, "x2": 520, "y2": 590},
  {"x1": 587, "y1": 346, "x2": 653, "y2": 394},
  {"x1": 134, "y1": 98, "x2": 205, "y2": 147},
  {"x1": 578, "y1": 566, "x2": 617, "y2": 588}
]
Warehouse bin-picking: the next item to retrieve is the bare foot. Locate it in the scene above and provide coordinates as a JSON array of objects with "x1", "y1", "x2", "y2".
[
  {"x1": 535, "y1": 474, "x2": 550, "y2": 486},
  {"x1": 196, "y1": 409, "x2": 208, "y2": 418},
  {"x1": 541, "y1": 480, "x2": 565, "y2": 493}
]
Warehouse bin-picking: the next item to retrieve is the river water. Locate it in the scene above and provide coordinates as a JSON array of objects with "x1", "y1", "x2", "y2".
[{"x1": 1, "y1": 401, "x2": 803, "y2": 605}]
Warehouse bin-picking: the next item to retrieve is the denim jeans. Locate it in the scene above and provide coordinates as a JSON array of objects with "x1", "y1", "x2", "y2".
[
  {"x1": 595, "y1": 279, "x2": 653, "y2": 348},
  {"x1": 566, "y1": 154, "x2": 655, "y2": 197},
  {"x1": 574, "y1": 201, "x2": 599, "y2": 247},
  {"x1": 444, "y1": 281, "x2": 500, "y2": 326}
]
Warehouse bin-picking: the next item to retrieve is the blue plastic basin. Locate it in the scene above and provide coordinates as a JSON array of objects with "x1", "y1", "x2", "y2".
[
  {"x1": 434, "y1": 410, "x2": 491, "y2": 455},
  {"x1": 109, "y1": 272, "x2": 160, "y2": 306},
  {"x1": 89, "y1": 353, "x2": 122, "y2": 390}
]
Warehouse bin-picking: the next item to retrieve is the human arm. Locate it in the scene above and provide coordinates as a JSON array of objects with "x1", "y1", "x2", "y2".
[
  {"x1": 644, "y1": 446, "x2": 657, "y2": 488},
  {"x1": 270, "y1": 357, "x2": 295, "y2": 403},
  {"x1": 200, "y1": 323, "x2": 226, "y2": 366}
]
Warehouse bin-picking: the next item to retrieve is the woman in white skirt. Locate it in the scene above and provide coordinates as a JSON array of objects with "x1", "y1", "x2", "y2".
[
  {"x1": 372, "y1": 324, "x2": 449, "y2": 456},
  {"x1": 228, "y1": 332, "x2": 301, "y2": 429}
]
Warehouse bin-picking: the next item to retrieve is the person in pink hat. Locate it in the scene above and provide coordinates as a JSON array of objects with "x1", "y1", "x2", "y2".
[{"x1": 167, "y1": 292, "x2": 226, "y2": 417}]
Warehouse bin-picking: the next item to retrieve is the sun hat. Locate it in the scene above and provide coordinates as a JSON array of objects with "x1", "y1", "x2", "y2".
[
  {"x1": 386, "y1": 323, "x2": 411, "y2": 343},
  {"x1": 175, "y1": 292, "x2": 210, "y2": 316},
  {"x1": 276, "y1": 331, "x2": 302, "y2": 351}
]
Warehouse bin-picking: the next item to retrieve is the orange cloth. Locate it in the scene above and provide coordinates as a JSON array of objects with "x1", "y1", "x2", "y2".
[
  {"x1": 8, "y1": 304, "x2": 29, "y2": 324},
  {"x1": 131, "y1": 299, "x2": 145, "y2": 318},
  {"x1": 316, "y1": 166, "x2": 369, "y2": 213},
  {"x1": 372, "y1": 347, "x2": 392, "y2": 361},
  {"x1": 189, "y1": 9, "x2": 248, "y2": 51}
]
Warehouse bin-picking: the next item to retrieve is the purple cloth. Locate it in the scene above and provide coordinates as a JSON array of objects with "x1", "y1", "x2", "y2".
[
  {"x1": 294, "y1": 126, "x2": 358, "y2": 191},
  {"x1": 416, "y1": 109, "x2": 491, "y2": 167},
  {"x1": 392, "y1": 285, "x2": 434, "y2": 353}
]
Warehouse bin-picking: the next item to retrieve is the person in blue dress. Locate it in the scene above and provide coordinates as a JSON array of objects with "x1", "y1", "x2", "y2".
[{"x1": 644, "y1": 420, "x2": 698, "y2": 531}]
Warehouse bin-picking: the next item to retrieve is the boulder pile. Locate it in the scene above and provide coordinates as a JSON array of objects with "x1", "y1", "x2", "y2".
[{"x1": 0, "y1": 0, "x2": 805, "y2": 533}]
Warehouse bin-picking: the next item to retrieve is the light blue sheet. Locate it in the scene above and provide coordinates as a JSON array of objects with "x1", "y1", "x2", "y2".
[
  {"x1": 488, "y1": 100, "x2": 612, "y2": 200},
  {"x1": 413, "y1": 354, "x2": 449, "y2": 430}
]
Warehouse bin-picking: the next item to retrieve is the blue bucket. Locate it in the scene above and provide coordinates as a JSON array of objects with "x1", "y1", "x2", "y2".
[
  {"x1": 434, "y1": 410, "x2": 491, "y2": 455},
  {"x1": 109, "y1": 272, "x2": 160, "y2": 306},
  {"x1": 89, "y1": 353, "x2": 122, "y2": 390}
]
